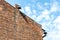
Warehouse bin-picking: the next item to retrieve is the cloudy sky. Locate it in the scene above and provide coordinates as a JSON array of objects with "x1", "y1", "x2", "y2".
[{"x1": 6, "y1": 0, "x2": 60, "y2": 40}]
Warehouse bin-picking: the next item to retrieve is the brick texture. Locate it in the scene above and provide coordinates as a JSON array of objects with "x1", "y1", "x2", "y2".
[{"x1": 0, "y1": 0, "x2": 43, "y2": 40}]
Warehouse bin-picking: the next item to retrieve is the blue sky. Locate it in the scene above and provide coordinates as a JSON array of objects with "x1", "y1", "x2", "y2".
[{"x1": 5, "y1": 0, "x2": 60, "y2": 40}]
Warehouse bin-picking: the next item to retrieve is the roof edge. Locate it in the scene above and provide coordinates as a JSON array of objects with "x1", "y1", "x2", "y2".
[{"x1": 0, "y1": 0, "x2": 15, "y2": 12}]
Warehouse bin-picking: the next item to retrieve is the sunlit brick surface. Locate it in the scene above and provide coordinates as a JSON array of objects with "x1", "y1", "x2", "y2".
[{"x1": 0, "y1": 0, "x2": 43, "y2": 40}]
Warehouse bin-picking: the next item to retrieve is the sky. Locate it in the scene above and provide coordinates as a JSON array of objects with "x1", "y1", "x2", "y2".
[{"x1": 5, "y1": 0, "x2": 60, "y2": 40}]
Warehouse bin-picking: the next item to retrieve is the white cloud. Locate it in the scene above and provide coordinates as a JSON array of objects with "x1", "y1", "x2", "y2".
[
  {"x1": 32, "y1": 9, "x2": 37, "y2": 14},
  {"x1": 36, "y1": 15, "x2": 43, "y2": 22},
  {"x1": 43, "y1": 16, "x2": 60, "y2": 40},
  {"x1": 44, "y1": 30, "x2": 60, "y2": 40},
  {"x1": 36, "y1": 9, "x2": 51, "y2": 22},
  {"x1": 53, "y1": 16, "x2": 60, "y2": 30},
  {"x1": 48, "y1": 31, "x2": 60, "y2": 40},
  {"x1": 51, "y1": 16, "x2": 60, "y2": 40},
  {"x1": 53, "y1": 16, "x2": 60, "y2": 24},
  {"x1": 24, "y1": 6, "x2": 32, "y2": 16},
  {"x1": 31, "y1": 15, "x2": 37, "y2": 20},
  {"x1": 42, "y1": 9, "x2": 50, "y2": 17},
  {"x1": 37, "y1": 3, "x2": 44, "y2": 10},
  {"x1": 41, "y1": 9, "x2": 51, "y2": 21},
  {"x1": 50, "y1": 1, "x2": 59, "y2": 12},
  {"x1": 40, "y1": 1, "x2": 60, "y2": 40}
]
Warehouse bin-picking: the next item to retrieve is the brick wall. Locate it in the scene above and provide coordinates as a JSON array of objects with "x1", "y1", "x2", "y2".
[{"x1": 0, "y1": 0, "x2": 43, "y2": 40}]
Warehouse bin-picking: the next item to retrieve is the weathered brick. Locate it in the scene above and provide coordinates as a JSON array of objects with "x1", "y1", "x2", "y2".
[{"x1": 0, "y1": 0, "x2": 44, "y2": 40}]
